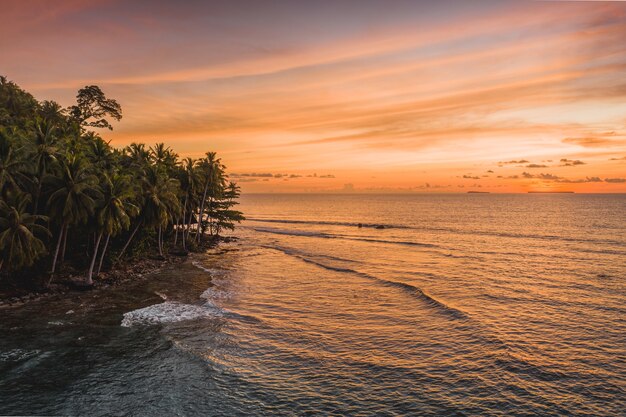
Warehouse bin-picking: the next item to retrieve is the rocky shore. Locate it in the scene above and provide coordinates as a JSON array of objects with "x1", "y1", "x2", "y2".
[{"x1": 0, "y1": 236, "x2": 229, "y2": 309}]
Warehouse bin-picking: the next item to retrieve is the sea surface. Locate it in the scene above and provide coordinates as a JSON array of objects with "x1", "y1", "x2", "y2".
[{"x1": 1, "y1": 194, "x2": 625, "y2": 416}]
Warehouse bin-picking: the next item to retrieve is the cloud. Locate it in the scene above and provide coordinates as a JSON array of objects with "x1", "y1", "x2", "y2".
[
  {"x1": 231, "y1": 172, "x2": 274, "y2": 178},
  {"x1": 231, "y1": 172, "x2": 331, "y2": 180},
  {"x1": 498, "y1": 160, "x2": 529, "y2": 165},
  {"x1": 562, "y1": 137, "x2": 623, "y2": 148},
  {"x1": 559, "y1": 158, "x2": 585, "y2": 166},
  {"x1": 463, "y1": 175, "x2": 480, "y2": 180},
  {"x1": 609, "y1": 156, "x2": 626, "y2": 161},
  {"x1": 526, "y1": 164, "x2": 548, "y2": 168},
  {"x1": 605, "y1": 178, "x2": 626, "y2": 183},
  {"x1": 557, "y1": 176, "x2": 602, "y2": 184},
  {"x1": 522, "y1": 172, "x2": 562, "y2": 180},
  {"x1": 522, "y1": 172, "x2": 609, "y2": 183}
]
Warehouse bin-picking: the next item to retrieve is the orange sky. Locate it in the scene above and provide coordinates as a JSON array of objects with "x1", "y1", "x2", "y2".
[{"x1": 2, "y1": 0, "x2": 626, "y2": 192}]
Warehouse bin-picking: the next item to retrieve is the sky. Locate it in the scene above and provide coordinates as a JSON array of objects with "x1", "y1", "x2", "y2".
[{"x1": 2, "y1": 0, "x2": 626, "y2": 193}]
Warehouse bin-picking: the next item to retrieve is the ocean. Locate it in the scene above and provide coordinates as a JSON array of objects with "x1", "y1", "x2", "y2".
[{"x1": 1, "y1": 193, "x2": 625, "y2": 416}]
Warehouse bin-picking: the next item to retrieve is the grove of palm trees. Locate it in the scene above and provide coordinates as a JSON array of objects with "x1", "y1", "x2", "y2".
[{"x1": 0, "y1": 76, "x2": 244, "y2": 293}]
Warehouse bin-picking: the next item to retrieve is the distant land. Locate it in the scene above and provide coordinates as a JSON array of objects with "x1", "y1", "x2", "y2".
[{"x1": 467, "y1": 191, "x2": 490, "y2": 194}]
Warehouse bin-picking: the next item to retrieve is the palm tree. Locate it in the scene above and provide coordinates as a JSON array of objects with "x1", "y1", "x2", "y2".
[
  {"x1": 125, "y1": 142, "x2": 150, "y2": 170},
  {"x1": 141, "y1": 166, "x2": 180, "y2": 256},
  {"x1": 29, "y1": 117, "x2": 58, "y2": 214},
  {"x1": 46, "y1": 154, "x2": 101, "y2": 280},
  {"x1": 196, "y1": 152, "x2": 224, "y2": 241},
  {"x1": 0, "y1": 193, "x2": 50, "y2": 272},
  {"x1": 85, "y1": 173, "x2": 139, "y2": 284},
  {"x1": 0, "y1": 132, "x2": 28, "y2": 198},
  {"x1": 178, "y1": 157, "x2": 199, "y2": 248},
  {"x1": 86, "y1": 133, "x2": 116, "y2": 173}
]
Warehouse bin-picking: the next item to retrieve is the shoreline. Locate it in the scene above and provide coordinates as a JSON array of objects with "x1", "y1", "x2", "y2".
[{"x1": 0, "y1": 236, "x2": 231, "y2": 309}]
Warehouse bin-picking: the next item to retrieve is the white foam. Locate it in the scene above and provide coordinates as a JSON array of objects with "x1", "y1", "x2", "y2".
[
  {"x1": 121, "y1": 302, "x2": 221, "y2": 327},
  {"x1": 200, "y1": 286, "x2": 232, "y2": 300},
  {"x1": 0, "y1": 349, "x2": 41, "y2": 362},
  {"x1": 192, "y1": 261, "x2": 228, "y2": 275}
]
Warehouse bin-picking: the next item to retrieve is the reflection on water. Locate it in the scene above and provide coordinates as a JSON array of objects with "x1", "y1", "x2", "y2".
[{"x1": 1, "y1": 194, "x2": 625, "y2": 416}]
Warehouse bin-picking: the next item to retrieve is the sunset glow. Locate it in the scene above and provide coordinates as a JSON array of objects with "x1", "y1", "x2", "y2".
[{"x1": 3, "y1": 0, "x2": 626, "y2": 192}]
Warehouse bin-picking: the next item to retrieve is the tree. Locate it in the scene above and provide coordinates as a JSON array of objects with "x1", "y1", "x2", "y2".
[
  {"x1": 0, "y1": 132, "x2": 28, "y2": 198},
  {"x1": 93, "y1": 174, "x2": 139, "y2": 276},
  {"x1": 196, "y1": 152, "x2": 224, "y2": 241},
  {"x1": 178, "y1": 157, "x2": 199, "y2": 248},
  {"x1": 0, "y1": 77, "x2": 243, "y2": 286},
  {"x1": 68, "y1": 85, "x2": 122, "y2": 130},
  {"x1": 0, "y1": 193, "x2": 49, "y2": 272},
  {"x1": 140, "y1": 166, "x2": 180, "y2": 257},
  {"x1": 29, "y1": 117, "x2": 59, "y2": 213},
  {"x1": 46, "y1": 154, "x2": 101, "y2": 279},
  {"x1": 212, "y1": 181, "x2": 244, "y2": 236}
]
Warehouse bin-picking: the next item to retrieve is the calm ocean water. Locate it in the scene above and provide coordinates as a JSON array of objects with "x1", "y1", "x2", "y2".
[{"x1": 1, "y1": 194, "x2": 625, "y2": 416}]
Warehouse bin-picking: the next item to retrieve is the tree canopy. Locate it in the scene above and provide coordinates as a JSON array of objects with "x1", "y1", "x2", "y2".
[{"x1": 0, "y1": 76, "x2": 243, "y2": 285}]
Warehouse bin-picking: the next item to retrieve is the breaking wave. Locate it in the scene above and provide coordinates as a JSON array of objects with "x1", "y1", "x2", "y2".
[
  {"x1": 121, "y1": 302, "x2": 222, "y2": 327},
  {"x1": 270, "y1": 246, "x2": 469, "y2": 321}
]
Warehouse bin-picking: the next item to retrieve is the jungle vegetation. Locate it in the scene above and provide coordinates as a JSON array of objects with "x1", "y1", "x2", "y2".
[{"x1": 0, "y1": 76, "x2": 244, "y2": 286}]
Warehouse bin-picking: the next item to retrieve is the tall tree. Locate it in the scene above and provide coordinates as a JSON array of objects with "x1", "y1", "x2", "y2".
[
  {"x1": 68, "y1": 85, "x2": 122, "y2": 130},
  {"x1": 46, "y1": 154, "x2": 101, "y2": 279}
]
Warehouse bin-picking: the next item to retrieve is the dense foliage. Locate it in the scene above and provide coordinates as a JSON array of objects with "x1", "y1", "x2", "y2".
[{"x1": 0, "y1": 76, "x2": 243, "y2": 285}]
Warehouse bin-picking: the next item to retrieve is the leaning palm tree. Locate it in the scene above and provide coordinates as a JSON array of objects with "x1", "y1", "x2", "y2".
[
  {"x1": 45, "y1": 154, "x2": 101, "y2": 279},
  {"x1": 0, "y1": 193, "x2": 50, "y2": 272},
  {"x1": 86, "y1": 173, "x2": 138, "y2": 285}
]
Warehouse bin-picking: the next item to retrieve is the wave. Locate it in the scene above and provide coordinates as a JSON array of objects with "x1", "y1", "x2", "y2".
[
  {"x1": 192, "y1": 261, "x2": 229, "y2": 275},
  {"x1": 200, "y1": 286, "x2": 233, "y2": 300},
  {"x1": 247, "y1": 218, "x2": 626, "y2": 248},
  {"x1": 271, "y1": 246, "x2": 469, "y2": 321},
  {"x1": 247, "y1": 217, "x2": 409, "y2": 229},
  {"x1": 253, "y1": 227, "x2": 440, "y2": 249},
  {"x1": 121, "y1": 302, "x2": 222, "y2": 327}
]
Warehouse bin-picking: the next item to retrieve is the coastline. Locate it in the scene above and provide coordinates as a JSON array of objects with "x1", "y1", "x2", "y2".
[{"x1": 0, "y1": 236, "x2": 230, "y2": 309}]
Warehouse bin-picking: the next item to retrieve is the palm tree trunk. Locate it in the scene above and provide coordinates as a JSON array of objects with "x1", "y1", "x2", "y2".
[
  {"x1": 33, "y1": 180, "x2": 42, "y2": 215},
  {"x1": 174, "y1": 217, "x2": 179, "y2": 246},
  {"x1": 117, "y1": 222, "x2": 141, "y2": 261},
  {"x1": 86, "y1": 232, "x2": 103, "y2": 285},
  {"x1": 49, "y1": 221, "x2": 66, "y2": 284},
  {"x1": 158, "y1": 225, "x2": 163, "y2": 256},
  {"x1": 97, "y1": 233, "x2": 111, "y2": 276},
  {"x1": 60, "y1": 224, "x2": 68, "y2": 262},
  {"x1": 196, "y1": 181, "x2": 209, "y2": 242},
  {"x1": 181, "y1": 195, "x2": 188, "y2": 247},
  {"x1": 186, "y1": 203, "x2": 195, "y2": 241}
]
